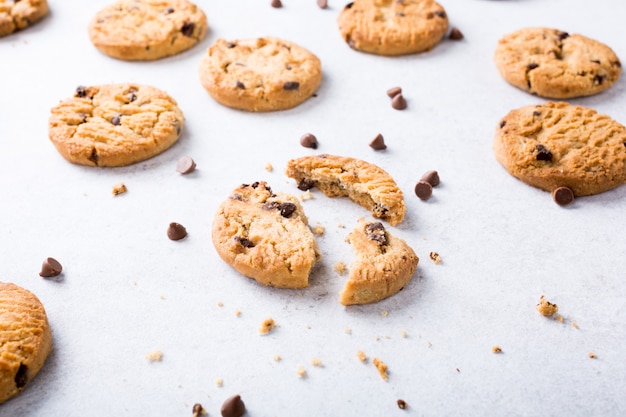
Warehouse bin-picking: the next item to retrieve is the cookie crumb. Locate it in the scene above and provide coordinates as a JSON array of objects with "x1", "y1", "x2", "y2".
[
  {"x1": 380, "y1": 310, "x2": 389, "y2": 318},
  {"x1": 572, "y1": 322, "x2": 579, "y2": 329},
  {"x1": 296, "y1": 365, "x2": 307, "y2": 378},
  {"x1": 397, "y1": 399, "x2": 408, "y2": 410},
  {"x1": 265, "y1": 162, "x2": 274, "y2": 172},
  {"x1": 429, "y1": 251, "x2": 442, "y2": 264},
  {"x1": 344, "y1": 327, "x2": 352, "y2": 335},
  {"x1": 312, "y1": 223, "x2": 325, "y2": 235},
  {"x1": 588, "y1": 352, "x2": 597, "y2": 359},
  {"x1": 273, "y1": 354, "x2": 282, "y2": 362},
  {"x1": 311, "y1": 357, "x2": 323, "y2": 367},
  {"x1": 373, "y1": 357, "x2": 389, "y2": 380},
  {"x1": 259, "y1": 318, "x2": 276, "y2": 335},
  {"x1": 192, "y1": 403, "x2": 206, "y2": 417},
  {"x1": 357, "y1": 350, "x2": 367, "y2": 363},
  {"x1": 334, "y1": 261, "x2": 347, "y2": 275},
  {"x1": 337, "y1": 223, "x2": 345, "y2": 228},
  {"x1": 217, "y1": 301, "x2": 224, "y2": 307},
  {"x1": 536, "y1": 295, "x2": 559, "y2": 317},
  {"x1": 556, "y1": 315, "x2": 564, "y2": 323},
  {"x1": 146, "y1": 350, "x2": 163, "y2": 362},
  {"x1": 112, "y1": 182, "x2": 127, "y2": 195},
  {"x1": 491, "y1": 346, "x2": 503, "y2": 354},
  {"x1": 400, "y1": 329, "x2": 408, "y2": 338},
  {"x1": 235, "y1": 309, "x2": 242, "y2": 317},
  {"x1": 300, "y1": 190, "x2": 314, "y2": 201},
  {"x1": 216, "y1": 378, "x2": 223, "y2": 387}
]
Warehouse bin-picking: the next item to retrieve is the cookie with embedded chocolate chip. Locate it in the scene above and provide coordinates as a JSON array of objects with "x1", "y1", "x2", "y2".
[
  {"x1": 212, "y1": 182, "x2": 321, "y2": 289},
  {"x1": 494, "y1": 102, "x2": 626, "y2": 196},
  {"x1": 285, "y1": 154, "x2": 406, "y2": 226},
  {"x1": 48, "y1": 84, "x2": 184, "y2": 167},
  {"x1": 0, "y1": 0, "x2": 49, "y2": 37},
  {"x1": 198, "y1": 37, "x2": 322, "y2": 112},
  {"x1": 494, "y1": 27, "x2": 622, "y2": 98},
  {"x1": 337, "y1": 0, "x2": 449, "y2": 56},
  {"x1": 0, "y1": 282, "x2": 52, "y2": 403},
  {"x1": 340, "y1": 219, "x2": 418, "y2": 305},
  {"x1": 88, "y1": 0, "x2": 207, "y2": 61}
]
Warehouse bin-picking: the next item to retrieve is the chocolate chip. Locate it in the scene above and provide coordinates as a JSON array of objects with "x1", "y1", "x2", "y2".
[
  {"x1": 75, "y1": 85, "x2": 87, "y2": 97},
  {"x1": 345, "y1": 2, "x2": 354, "y2": 9},
  {"x1": 449, "y1": 27, "x2": 464, "y2": 40},
  {"x1": 271, "y1": 0, "x2": 283, "y2": 8},
  {"x1": 111, "y1": 113, "x2": 121, "y2": 126},
  {"x1": 614, "y1": 60, "x2": 622, "y2": 68},
  {"x1": 167, "y1": 222, "x2": 187, "y2": 241},
  {"x1": 593, "y1": 74, "x2": 606, "y2": 85},
  {"x1": 397, "y1": 399, "x2": 408, "y2": 410},
  {"x1": 391, "y1": 94, "x2": 407, "y2": 110},
  {"x1": 535, "y1": 144, "x2": 553, "y2": 161},
  {"x1": 221, "y1": 394, "x2": 246, "y2": 417},
  {"x1": 235, "y1": 236, "x2": 254, "y2": 248},
  {"x1": 128, "y1": 92, "x2": 137, "y2": 102},
  {"x1": 284, "y1": 81, "x2": 300, "y2": 90},
  {"x1": 279, "y1": 202, "x2": 297, "y2": 217},
  {"x1": 435, "y1": 10, "x2": 446, "y2": 18},
  {"x1": 226, "y1": 42, "x2": 236, "y2": 48},
  {"x1": 236, "y1": 81, "x2": 245, "y2": 89},
  {"x1": 297, "y1": 178, "x2": 315, "y2": 191},
  {"x1": 14, "y1": 364, "x2": 28, "y2": 389},
  {"x1": 39, "y1": 257, "x2": 63, "y2": 278},
  {"x1": 369, "y1": 133, "x2": 387, "y2": 150},
  {"x1": 164, "y1": 7, "x2": 174, "y2": 14},
  {"x1": 500, "y1": 120, "x2": 506, "y2": 128},
  {"x1": 533, "y1": 111, "x2": 541, "y2": 117},
  {"x1": 386, "y1": 86, "x2": 402, "y2": 98},
  {"x1": 590, "y1": 59, "x2": 601, "y2": 64},
  {"x1": 192, "y1": 403, "x2": 205, "y2": 417},
  {"x1": 317, "y1": 0, "x2": 328, "y2": 8},
  {"x1": 300, "y1": 133, "x2": 318, "y2": 149},
  {"x1": 181, "y1": 22, "x2": 195, "y2": 37},
  {"x1": 365, "y1": 222, "x2": 388, "y2": 245},
  {"x1": 527, "y1": 63, "x2": 539, "y2": 70},
  {"x1": 285, "y1": 64, "x2": 292, "y2": 70},
  {"x1": 552, "y1": 186, "x2": 574, "y2": 206},
  {"x1": 414, "y1": 181, "x2": 433, "y2": 200},
  {"x1": 396, "y1": 12, "x2": 405, "y2": 17},
  {"x1": 557, "y1": 31, "x2": 569, "y2": 40},
  {"x1": 176, "y1": 156, "x2": 196, "y2": 174},
  {"x1": 420, "y1": 170, "x2": 440, "y2": 187},
  {"x1": 89, "y1": 148, "x2": 99, "y2": 165}
]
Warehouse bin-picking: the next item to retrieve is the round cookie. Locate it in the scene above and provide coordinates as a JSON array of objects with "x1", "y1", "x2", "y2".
[
  {"x1": 0, "y1": 0, "x2": 49, "y2": 37},
  {"x1": 48, "y1": 84, "x2": 184, "y2": 167},
  {"x1": 341, "y1": 219, "x2": 419, "y2": 306},
  {"x1": 88, "y1": 0, "x2": 207, "y2": 61},
  {"x1": 494, "y1": 102, "x2": 626, "y2": 197},
  {"x1": 285, "y1": 154, "x2": 406, "y2": 226},
  {"x1": 0, "y1": 282, "x2": 52, "y2": 403},
  {"x1": 198, "y1": 37, "x2": 322, "y2": 112},
  {"x1": 494, "y1": 27, "x2": 622, "y2": 99},
  {"x1": 337, "y1": 0, "x2": 449, "y2": 56},
  {"x1": 212, "y1": 182, "x2": 321, "y2": 289}
]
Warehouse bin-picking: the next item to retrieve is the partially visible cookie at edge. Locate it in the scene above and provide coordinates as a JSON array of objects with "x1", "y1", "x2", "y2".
[
  {"x1": 0, "y1": 0, "x2": 49, "y2": 37},
  {"x1": 0, "y1": 282, "x2": 53, "y2": 403},
  {"x1": 48, "y1": 84, "x2": 184, "y2": 167},
  {"x1": 212, "y1": 182, "x2": 321, "y2": 289},
  {"x1": 285, "y1": 154, "x2": 406, "y2": 226},
  {"x1": 494, "y1": 101, "x2": 626, "y2": 196},
  {"x1": 88, "y1": 0, "x2": 207, "y2": 61},
  {"x1": 494, "y1": 27, "x2": 622, "y2": 98},
  {"x1": 199, "y1": 37, "x2": 322, "y2": 112},
  {"x1": 337, "y1": 0, "x2": 449, "y2": 56},
  {"x1": 340, "y1": 219, "x2": 419, "y2": 305}
]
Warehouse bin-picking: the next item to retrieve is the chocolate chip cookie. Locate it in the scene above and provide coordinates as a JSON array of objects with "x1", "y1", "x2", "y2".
[
  {"x1": 0, "y1": 0, "x2": 49, "y2": 37},
  {"x1": 340, "y1": 219, "x2": 419, "y2": 305},
  {"x1": 48, "y1": 84, "x2": 184, "y2": 167},
  {"x1": 494, "y1": 27, "x2": 622, "y2": 98},
  {"x1": 337, "y1": 0, "x2": 449, "y2": 56},
  {"x1": 212, "y1": 182, "x2": 321, "y2": 289},
  {"x1": 494, "y1": 102, "x2": 626, "y2": 196},
  {"x1": 88, "y1": 0, "x2": 207, "y2": 61},
  {"x1": 285, "y1": 154, "x2": 406, "y2": 226},
  {"x1": 0, "y1": 282, "x2": 52, "y2": 403},
  {"x1": 198, "y1": 37, "x2": 322, "y2": 112}
]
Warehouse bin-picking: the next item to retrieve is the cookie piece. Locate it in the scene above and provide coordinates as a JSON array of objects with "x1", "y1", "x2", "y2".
[
  {"x1": 494, "y1": 27, "x2": 622, "y2": 98},
  {"x1": 494, "y1": 102, "x2": 626, "y2": 196},
  {"x1": 337, "y1": 0, "x2": 449, "y2": 56},
  {"x1": 0, "y1": 282, "x2": 52, "y2": 403},
  {"x1": 340, "y1": 219, "x2": 418, "y2": 305},
  {"x1": 48, "y1": 84, "x2": 184, "y2": 167},
  {"x1": 0, "y1": 0, "x2": 48, "y2": 37},
  {"x1": 212, "y1": 182, "x2": 321, "y2": 289},
  {"x1": 285, "y1": 154, "x2": 406, "y2": 226},
  {"x1": 198, "y1": 37, "x2": 322, "y2": 112},
  {"x1": 88, "y1": 0, "x2": 207, "y2": 61}
]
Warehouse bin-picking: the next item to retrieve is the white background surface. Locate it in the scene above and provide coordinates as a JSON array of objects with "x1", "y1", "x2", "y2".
[{"x1": 1, "y1": 0, "x2": 625, "y2": 416}]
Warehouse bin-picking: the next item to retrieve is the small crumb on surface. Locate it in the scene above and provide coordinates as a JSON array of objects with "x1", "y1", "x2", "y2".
[
  {"x1": 334, "y1": 261, "x2": 347, "y2": 275},
  {"x1": 311, "y1": 357, "x2": 323, "y2": 367},
  {"x1": 312, "y1": 223, "x2": 325, "y2": 235},
  {"x1": 556, "y1": 315, "x2": 564, "y2": 323},
  {"x1": 357, "y1": 350, "x2": 367, "y2": 363},
  {"x1": 265, "y1": 162, "x2": 273, "y2": 172},
  {"x1": 217, "y1": 301, "x2": 224, "y2": 307},
  {"x1": 429, "y1": 251, "x2": 442, "y2": 264},
  {"x1": 216, "y1": 378, "x2": 223, "y2": 387},
  {"x1": 192, "y1": 403, "x2": 206, "y2": 417},
  {"x1": 492, "y1": 346, "x2": 503, "y2": 354},
  {"x1": 274, "y1": 354, "x2": 282, "y2": 362},
  {"x1": 373, "y1": 357, "x2": 389, "y2": 380},
  {"x1": 588, "y1": 352, "x2": 597, "y2": 359},
  {"x1": 572, "y1": 322, "x2": 579, "y2": 329},
  {"x1": 344, "y1": 327, "x2": 352, "y2": 335},
  {"x1": 337, "y1": 223, "x2": 345, "y2": 228},
  {"x1": 536, "y1": 295, "x2": 559, "y2": 316},
  {"x1": 112, "y1": 182, "x2": 127, "y2": 195},
  {"x1": 146, "y1": 350, "x2": 163, "y2": 362},
  {"x1": 400, "y1": 329, "x2": 408, "y2": 338},
  {"x1": 300, "y1": 190, "x2": 314, "y2": 201},
  {"x1": 235, "y1": 309, "x2": 242, "y2": 317},
  {"x1": 259, "y1": 318, "x2": 276, "y2": 334},
  {"x1": 380, "y1": 310, "x2": 389, "y2": 318},
  {"x1": 296, "y1": 365, "x2": 307, "y2": 378}
]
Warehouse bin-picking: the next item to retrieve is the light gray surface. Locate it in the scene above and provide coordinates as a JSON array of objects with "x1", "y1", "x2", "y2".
[{"x1": 1, "y1": 0, "x2": 625, "y2": 416}]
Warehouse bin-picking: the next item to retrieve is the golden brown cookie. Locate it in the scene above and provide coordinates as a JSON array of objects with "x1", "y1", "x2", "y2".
[
  {"x1": 88, "y1": 0, "x2": 207, "y2": 61},
  {"x1": 494, "y1": 102, "x2": 626, "y2": 196},
  {"x1": 340, "y1": 219, "x2": 418, "y2": 305},
  {"x1": 198, "y1": 37, "x2": 322, "y2": 112},
  {"x1": 48, "y1": 84, "x2": 184, "y2": 167},
  {"x1": 337, "y1": 0, "x2": 449, "y2": 56},
  {"x1": 212, "y1": 182, "x2": 321, "y2": 289},
  {"x1": 285, "y1": 154, "x2": 406, "y2": 226},
  {"x1": 0, "y1": 282, "x2": 52, "y2": 403},
  {"x1": 0, "y1": 0, "x2": 48, "y2": 37},
  {"x1": 494, "y1": 27, "x2": 622, "y2": 98}
]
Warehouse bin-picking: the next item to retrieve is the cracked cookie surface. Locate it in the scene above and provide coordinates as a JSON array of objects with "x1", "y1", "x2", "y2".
[
  {"x1": 198, "y1": 37, "x2": 322, "y2": 112},
  {"x1": 212, "y1": 182, "x2": 321, "y2": 289},
  {"x1": 494, "y1": 27, "x2": 622, "y2": 98},
  {"x1": 286, "y1": 154, "x2": 406, "y2": 226},
  {"x1": 88, "y1": 0, "x2": 207, "y2": 61},
  {"x1": 0, "y1": 282, "x2": 52, "y2": 403},
  {"x1": 340, "y1": 219, "x2": 418, "y2": 305},
  {"x1": 494, "y1": 102, "x2": 626, "y2": 196},
  {"x1": 337, "y1": 0, "x2": 448, "y2": 56},
  {"x1": 48, "y1": 84, "x2": 184, "y2": 167},
  {"x1": 0, "y1": 0, "x2": 48, "y2": 37}
]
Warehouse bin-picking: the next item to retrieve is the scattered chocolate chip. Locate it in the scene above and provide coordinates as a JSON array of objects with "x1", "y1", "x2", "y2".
[
  {"x1": 181, "y1": 22, "x2": 195, "y2": 37},
  {"x1": 593, "y1": 74, "x2": 606, "y2": 85},
  {"x1": 386, "y1": 86, "x2": 402, "y2": 98},
  {"x1": 297, "y1": 178, "x2": 315, "y2": 191},
  {"x1": 234, "y1": 236, "x2": 255, "y2": 248},
  {"x1": 192, "y1": 403, "x2": 205, "y2": 417},
  {"x1": 176, "y1": 156, "x2": 196, "y2": 174},
  {"x1": 236, "y1": 81, "x2": 245, "y2": 89},
  {"x1": 365, "y1": 222, "x2": 388, "y2": 245},
  {"x1": 397, "y1": 399, "x2": 408, "y2": 410},
  {"x1": 369, "y1": 133, "x2": 387, "y2": 150},
  {"x1": 535, "y1": 144, "x2": 553, "y2": 161},
  {"x1": 527, "y1": 63, "x2": 539, "y2": 70},
  {"x1": 271, "y1": 0, "x2": 282, "y2": 8},
  {"x1": 284, "y1": 81, "x2": 300, "y2": 90},
  {"x1": 14, "y1": 364, "x2": 28, "y2": 388},
  {"x1": 221, "y1": 394, "x2": 246, "y2": 417},
  {"x1": 552, "y1": 186, "x2": 574, "y2": 206},
  {"x1": 300, "y1": 133, "x2": 318, "y2": 149},
  {"x1": 391, "y1": 94, "x2": 407, "y2": 110},
  {"x1": 421, "y1": 170, "x2": 440, "y2": 187},
  {"x1": 500, "y1": 120, "x2": 506, "y2": 128},
  {"x1": 449, "y1": 27, "x2": 464, "y2": 40},
  {"x1": 164, "y1": 7, "x2": 174, "y2": 14},
  {"x1": 167, "y1": 222, "x2": 187, "y2": 241},
  {"x1": 39, "y1": 257, "x2": 63, "y2": 278},
  {"x1": 111, "y1": 113, "x2": 121, "y2": 126},
  {"x1": 75, "y1": 85, "x2": 87, "y2": 97},
  {"x1": 557, "y1": 31, "x2": 569, "y2": 40},
  {"x1": 317, "y1": 0, "x2": 328, "y2": 9},
  {"x1": 414, "y1": 181, "x2": 432, "y2": 200}
]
